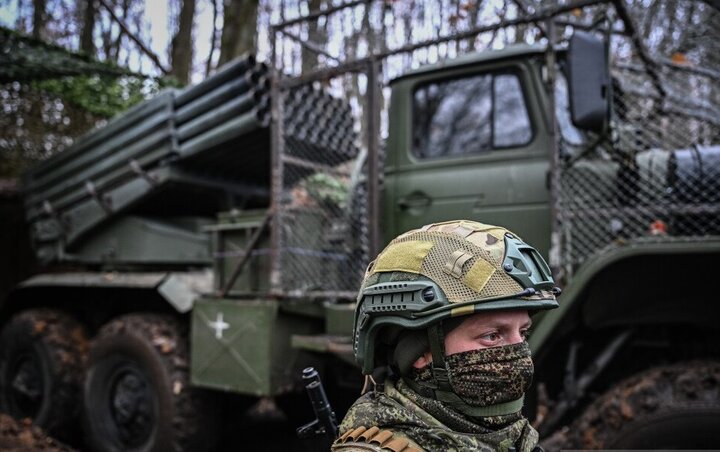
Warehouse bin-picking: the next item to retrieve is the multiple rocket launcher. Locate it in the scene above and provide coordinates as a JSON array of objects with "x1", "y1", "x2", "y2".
[{"x1": 23, "y1": 55, "x2": 359, "y2": 265}]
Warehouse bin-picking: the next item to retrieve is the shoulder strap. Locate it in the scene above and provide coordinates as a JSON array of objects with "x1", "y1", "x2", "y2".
[{"x1": 332, "y1": 426, "x2": 424, "y2": 452}]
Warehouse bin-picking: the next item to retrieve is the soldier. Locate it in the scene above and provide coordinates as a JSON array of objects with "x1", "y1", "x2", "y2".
[{"x1": 333, "y1": 220, "x2": 560, "y2": 452}]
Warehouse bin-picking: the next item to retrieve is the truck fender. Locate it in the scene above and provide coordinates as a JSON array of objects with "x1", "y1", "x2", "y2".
[
  {"x1": 530, "y1": 239, "x2": 720, "y2": 354},
  {"x1": 2, "y1": 270, "x2": 213, "y2": 315}
]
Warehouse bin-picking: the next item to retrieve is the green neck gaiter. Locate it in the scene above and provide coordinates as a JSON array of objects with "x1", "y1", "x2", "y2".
[
  {"x1": 445, "y1": 341, "x2": 534, "y2": 406},
  {"x1": 409, "y1": 341, "x2": 534, "y2": 431}
]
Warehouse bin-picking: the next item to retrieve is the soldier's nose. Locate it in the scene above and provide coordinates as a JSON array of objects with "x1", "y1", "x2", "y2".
[{"x1": 508, "y1": 330, "x2": 525, "y2": 345}]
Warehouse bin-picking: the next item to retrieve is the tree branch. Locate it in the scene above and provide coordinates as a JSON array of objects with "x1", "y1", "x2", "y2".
[
  {"x1": 511, "y1": 0, "x2": 547, "y2": 39},
  {"x1": 97, "y1": 0, "x2": 170, "y2": 74},
  {"x1": 612, "y1": 0, "x2": 667, "y2": 98},
  {"x1": 206, "y1": 0, "x2": 219, "y2": 77}
]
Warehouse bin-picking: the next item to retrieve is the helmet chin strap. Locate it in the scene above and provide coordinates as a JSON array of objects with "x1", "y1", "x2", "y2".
[
  {"x1": 404, "y1": 321, "x2": 525, "y2": 418},
  {"x1": 428, "y1": 322, "x2": 452, "y2": 392}
]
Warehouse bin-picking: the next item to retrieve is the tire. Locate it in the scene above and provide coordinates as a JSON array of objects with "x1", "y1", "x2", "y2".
[
  {"x1": 83, "y1": 314, "x2": 216, "y2": 452},
  {"x1": 0, "y1": 309, "x2": 88, "y2": 438},
  {"x1": 542, "y1": 361, "x2": 720, "y2": 450}
]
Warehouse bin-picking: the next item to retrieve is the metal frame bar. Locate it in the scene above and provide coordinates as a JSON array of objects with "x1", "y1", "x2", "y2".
[
  {"x1": 269, "y1": 27, "x2": 285, "y2": 296},
  {"x1": 544, "y1": 17, "x2": 565, "y2": 282},
  {"x1": 277, "y1": 28, "x2": 340, "y2": 63},
  {"x1": 366, "y1": 57, "x2": 382, "y2": 259}
]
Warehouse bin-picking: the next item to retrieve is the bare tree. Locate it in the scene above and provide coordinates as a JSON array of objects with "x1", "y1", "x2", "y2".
[
  {"x1": 170, "y1": 0, "x2": 197, "y2": 84},
  {"x1": 301, "y1": 0, "x2": 324, "y2": 73},
  {"x1": 79, "y1": 0, "x2": 97, "y2": 54},
  {"x1": 218, "y1": 0, "x2": 259, "y2": 66},
  {"x1": 31, "y1": 0, "x2": 47, "y2": 39}
]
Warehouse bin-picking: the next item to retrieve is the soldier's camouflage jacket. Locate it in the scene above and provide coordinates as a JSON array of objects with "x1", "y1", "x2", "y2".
[{"x1": 332, "y1": 379, "x2": 539, "y2": 452}]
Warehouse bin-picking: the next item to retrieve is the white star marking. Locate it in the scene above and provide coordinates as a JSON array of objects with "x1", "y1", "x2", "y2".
[{"x1": 208, "y1": 312, "x2": 230, "y2": 339}]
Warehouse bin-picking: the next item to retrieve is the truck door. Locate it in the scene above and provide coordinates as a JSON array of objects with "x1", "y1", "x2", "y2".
[{"x1": 384, "y1": 59, "x2": 552, "y2": 257}]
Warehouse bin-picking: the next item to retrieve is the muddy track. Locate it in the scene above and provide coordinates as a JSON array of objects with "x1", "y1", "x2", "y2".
[
  {"x1": 541, "y1": 361, "x2": 720, "y2": 450},
  {"x1": 0, "y1": 308, "x2": 88, "y2": 440},
  {"x1": 0, "y1": 413, "x2": 77, "y2": 451}
]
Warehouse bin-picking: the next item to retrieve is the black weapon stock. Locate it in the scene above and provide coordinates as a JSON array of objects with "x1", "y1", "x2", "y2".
[{"x1": 296, "y1": 367, "x2": 339, "y2": 446}]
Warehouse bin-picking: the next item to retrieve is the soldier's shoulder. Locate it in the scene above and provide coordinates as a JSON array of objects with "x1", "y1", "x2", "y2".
[{"x1": 331, "y1": 426, "x2": 424, "y2": 452}]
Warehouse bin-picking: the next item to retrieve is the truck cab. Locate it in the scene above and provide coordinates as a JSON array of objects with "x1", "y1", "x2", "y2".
[{"x1": 383, "y1": 45, "x2": 552, "y2": 256}]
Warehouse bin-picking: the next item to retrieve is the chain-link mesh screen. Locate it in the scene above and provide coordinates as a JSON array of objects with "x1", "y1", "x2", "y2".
[
  {"x1": 276, "y1": 82, "x2": 369, "y2": 295},
  {"x1": 556, "y1": 1, "x2": 720, "y2": 277},
  {"x1": 270, "y1": 0, "x2": 720, "y2": 293}
]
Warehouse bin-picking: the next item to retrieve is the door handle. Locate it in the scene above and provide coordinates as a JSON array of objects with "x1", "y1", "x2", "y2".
[{"x1": 397, "y1": 192, "x2": 432, "y2": 210}]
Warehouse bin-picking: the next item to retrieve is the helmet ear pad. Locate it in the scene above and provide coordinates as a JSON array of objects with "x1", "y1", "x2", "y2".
[
  {"x1": 392, "y1": 329, "x2": 428, "y2": 376},
  {"x1": 390, "y1": 317, "x2": 466, "y2": 377}
]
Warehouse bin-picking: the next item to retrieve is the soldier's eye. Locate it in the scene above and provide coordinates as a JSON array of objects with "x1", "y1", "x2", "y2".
[
  {"x1": 481, "y1": 332, "x2": 501, "y2": 342},
  {"x1": 521, "y1": 329, "x2": 532, "y2": 340}
]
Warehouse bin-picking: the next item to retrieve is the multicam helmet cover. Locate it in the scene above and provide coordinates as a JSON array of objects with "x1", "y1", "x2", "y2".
[{"x1": 354, "y1": 220, "x2": 559, "y2": 374}]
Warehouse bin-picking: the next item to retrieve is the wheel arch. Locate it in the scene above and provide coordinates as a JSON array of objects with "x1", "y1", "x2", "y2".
[
  {"x1": 531, "y1": 239, "x2": 720, "y2": 356},
  {"x1": 527, "y1": 240, "x2": 720, "y2": 432}
]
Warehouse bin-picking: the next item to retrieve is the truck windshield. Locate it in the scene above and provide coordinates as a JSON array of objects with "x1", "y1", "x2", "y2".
[{"x1": 412, "y1": 72, "x2": 533, "y2": 158}]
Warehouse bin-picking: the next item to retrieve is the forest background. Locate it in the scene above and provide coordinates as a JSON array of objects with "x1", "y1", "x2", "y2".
[{"x1": 3, "y1": 0, "x2": 714, "y2": 177}]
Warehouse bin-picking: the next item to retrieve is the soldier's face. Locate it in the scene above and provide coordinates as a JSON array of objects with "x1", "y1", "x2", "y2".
[
  {"x1": 413, "y1": 310, "x2": 531, "y2": 368},
  {"x1": 444, "y1": 310, "x2": 531, "y2": 354}
]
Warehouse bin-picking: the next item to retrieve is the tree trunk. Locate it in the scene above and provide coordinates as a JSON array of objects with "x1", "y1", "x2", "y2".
[
  {"x1": 170, "y1": 0, "x2": 197, "y2": 85},
  {"x1": 79, "y1": 0, "x2": 97, "y2": 55},
  {"x1": 218, "y1": 0, "x2": 259, "y2": 67},
  {"x1": 32, "y1": 0, "x2": 47, "y2": 39},
  {"x1": 301, "y1": 0, "x2": 323, "y2": 73}
]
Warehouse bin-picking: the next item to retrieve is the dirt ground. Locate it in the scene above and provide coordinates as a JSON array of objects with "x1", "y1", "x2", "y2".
[
  {"x1": 0, "y1": 413, "x2": 77, "y2": 451},
  {"x1": 0, "y1": 409, "x2": 318, "y2": 451}
]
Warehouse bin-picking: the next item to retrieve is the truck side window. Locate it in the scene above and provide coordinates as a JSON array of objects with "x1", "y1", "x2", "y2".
[
  {"x1": 412, "y1": 72, "x2": 532, "y2": 159},
  {"x1": 493, "y1": 74, "x2": 532, "y2": 147},
  {"x1": 554, "y1": 72, "x2": 585, "y2": 147}
]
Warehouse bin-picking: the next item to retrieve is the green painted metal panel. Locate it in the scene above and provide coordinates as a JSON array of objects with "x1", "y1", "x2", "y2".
[
  {"x1": 389, "y1": 45, "x2": 545, "y2": 86},
  {"x1": 71, "y1": 216, "x2": 210, "y2": 265},
  {"x1": 13, "y1": 271, "x2": 212, "y2": 314},
  {"x1": 209, "y1": 210, "x2": 270, "y2": 295},
  {"x1": 209, "y1": 208, "x2": 338, "y2": 295},
  {"x1": 324, "y1": 302, "x2": 355, "y2": 336},
  {"x1": 63, "y1": 167, "x2": 173, "y2": 246},
  {"x1": 191, "y1": 299, "x2": 277, "y2": 395},
  {"x1": 190, "y1": 298, "x2": 321, "y2": 396}
]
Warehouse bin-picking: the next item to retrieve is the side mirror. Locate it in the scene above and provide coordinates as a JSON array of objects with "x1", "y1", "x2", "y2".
[{"x1": 567, "y1": 31, "x2": 610, "y2": 133}]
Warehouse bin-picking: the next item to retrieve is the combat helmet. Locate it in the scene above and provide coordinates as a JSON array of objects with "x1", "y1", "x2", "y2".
[{"x1": 354, "y1": 220, "x2": 559, "y2": 379}]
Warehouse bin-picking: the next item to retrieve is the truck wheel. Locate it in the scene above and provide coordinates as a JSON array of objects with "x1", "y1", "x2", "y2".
[
  {"x1": 0, "y1": 309, "x2": 88, "y2": 438},
  {"x1": 83, "y1": 314, "x2": 215, "y2": 452},
  {"x1": 543, "y1": 361, "x2": 720, "y2": 450}
]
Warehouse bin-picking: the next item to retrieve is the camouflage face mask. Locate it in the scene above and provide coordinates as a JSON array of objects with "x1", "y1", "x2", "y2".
[{"x1": 444, "y1": 341, "x2": 534, "y2": 408}]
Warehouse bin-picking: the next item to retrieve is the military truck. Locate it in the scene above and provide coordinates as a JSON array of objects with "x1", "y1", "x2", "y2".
[{"x1": 2, "y1": 0, "x2": 719, "y2": 450}]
